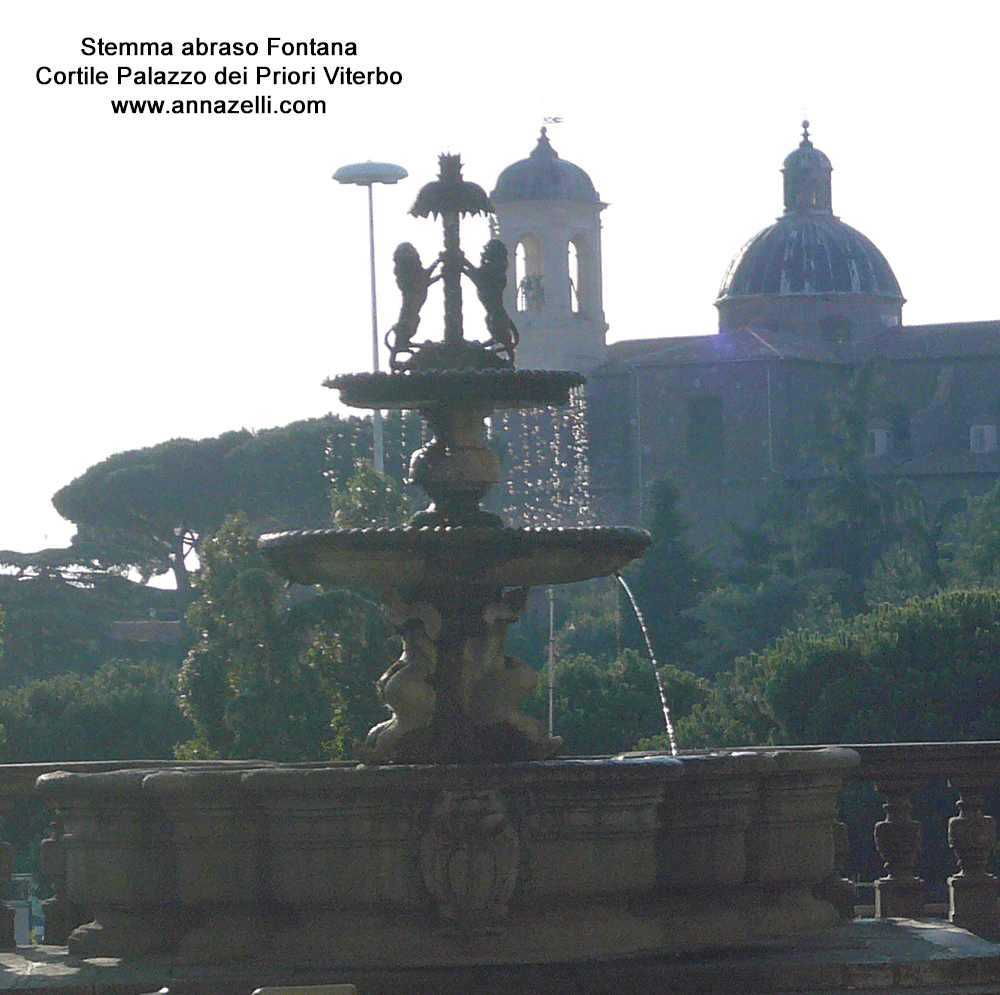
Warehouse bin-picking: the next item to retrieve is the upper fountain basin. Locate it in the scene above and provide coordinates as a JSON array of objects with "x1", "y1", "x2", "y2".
[
  {"x1": 260, "y1": 525, "x2": 650, "y2": 591},
  {"x1": 328, "y1": 369, "x2": 585, "y2": 410}
]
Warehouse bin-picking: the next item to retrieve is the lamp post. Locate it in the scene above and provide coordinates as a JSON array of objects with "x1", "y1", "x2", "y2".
[
  {"x1": 333, "y1": 160, "x2": 408, "y2": 474},
  {"x1": 548, "y1": 586, "x2": 556, "y2": 737}
]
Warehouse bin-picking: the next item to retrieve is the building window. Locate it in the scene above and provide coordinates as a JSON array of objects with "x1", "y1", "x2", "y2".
[
  {"x1": 865, "y1": 427, "x2": 891, "y2": 458},
  {"x1": 568, "y1": 238, "x2": 582, "y2": 315},
  {"x1": 970, "y1": 423, "x2": 998, "y2": 453},
  {"x1": 688, "y1": 396, "x2": 724, "y2": 461}
]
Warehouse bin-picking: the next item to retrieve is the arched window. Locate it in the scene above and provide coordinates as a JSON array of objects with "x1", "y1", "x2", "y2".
[
  {"x1": 515, "y1": 235, "x2": 544, "y2": 313},
  {"x1": 567, "y1": 239, "x2": 581, "y2": 315},
  {"x1": 970, "y1": 422, "x2": 998, "y2": 453}
]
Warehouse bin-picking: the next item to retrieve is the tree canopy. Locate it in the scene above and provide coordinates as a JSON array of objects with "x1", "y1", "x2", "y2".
[
  {"x1": 177, "y1": 514, "x2": 397, "y2": 761},
  {"x1": 625, "y1": 479, "x2": 716, "y2": 668},
  {"x1": 522, "y1": 649, "x2": 709, "y2": 756},
  {"x1": 680, "y1": 589, "x2": 1000, "y2": 749},
  {"x1": 51, "y1": 415, "x2": 380, "y2": 590},
  {"x1": 0, "y1": 661, "x2": 192, "y2": 763}
]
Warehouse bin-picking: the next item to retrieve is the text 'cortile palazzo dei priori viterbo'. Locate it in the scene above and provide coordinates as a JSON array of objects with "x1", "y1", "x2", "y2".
[{"x1": 488, "y1": 124, "x2": 1000, "y2": 555}]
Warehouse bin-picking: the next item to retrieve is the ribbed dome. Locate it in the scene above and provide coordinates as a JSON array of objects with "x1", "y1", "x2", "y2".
[
  {"x1": 491, "y1": 128, "x2": 600, "y2": 204},
  {"x1": 718, "y1": 122, "x2": 902, "y2": 302},
  {"x1": 718, "y1": 215, "x2": 903, "y2": 299}
]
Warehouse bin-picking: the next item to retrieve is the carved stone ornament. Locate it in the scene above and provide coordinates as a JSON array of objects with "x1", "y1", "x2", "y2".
[
  {"x1": 362, "y1": 597, "x2": 441, "y2": 763},
  {"x1": 949, "y1": 786, "x2": 997, "y2": 880},
  {"x1": 384, "y1": 153, "x2": 519, "y2": 372},
  {"x1": 419, "y1": 788, "x2": 519, "y2": 930}
]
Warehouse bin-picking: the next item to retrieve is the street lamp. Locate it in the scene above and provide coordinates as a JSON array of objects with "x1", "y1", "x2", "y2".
[{"x1": 333, "y1": 160, "x2": 408, "y2": 474}]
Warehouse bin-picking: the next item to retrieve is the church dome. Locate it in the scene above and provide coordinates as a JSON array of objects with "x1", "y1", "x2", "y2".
[
  {"x1": 718, "y1": 215, "x2": 903, "y2": 299},
  {"x1": 717, "y1": 122, "x2": 902, "y2": 303},
  {"x1": 491, "y1": 128, "x2": 601, "y2": 204}
]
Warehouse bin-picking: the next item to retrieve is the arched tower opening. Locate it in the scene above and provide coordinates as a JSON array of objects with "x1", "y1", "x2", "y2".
[
  {"x1": 516, "y1": 235, "x2": 545, "y2": 313},
  {"x1": 568, "y1": 238, "x2": 581, "y2": 315},
  {"x1": 783, "y1": 121, "x2": 833, "y2": 214}
]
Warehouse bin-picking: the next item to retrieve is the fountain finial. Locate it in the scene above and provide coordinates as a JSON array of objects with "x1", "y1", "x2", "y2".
[
  {"x1": 409, "y1": 153, "x2": 492, "y2": 220},
  {"x1": 382, "y1": 154, "x2": 519, "y2": 371}
]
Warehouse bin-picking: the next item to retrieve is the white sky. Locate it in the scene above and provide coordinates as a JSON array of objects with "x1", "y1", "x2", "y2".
[{"x1": 4, "y1": 0, "x2": 999, "y2": 553}]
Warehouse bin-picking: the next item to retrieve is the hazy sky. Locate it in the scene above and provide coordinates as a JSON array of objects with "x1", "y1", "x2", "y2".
[{"x1": 6, "y1": 0, "x2": 999, "y2": 553}]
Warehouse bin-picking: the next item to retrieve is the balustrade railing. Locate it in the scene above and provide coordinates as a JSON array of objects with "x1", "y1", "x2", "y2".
[
  {"x1": 719, "y1": 742, "x2": 1000, "y2": 940},
  {"x1": 1, "y1": 745, "x2": 998, "y2": 948}
]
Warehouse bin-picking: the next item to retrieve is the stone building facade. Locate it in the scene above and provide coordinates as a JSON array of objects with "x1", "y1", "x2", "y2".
[{"x1": 490, "y1": 126, "x2": 1000, "y2": 555}]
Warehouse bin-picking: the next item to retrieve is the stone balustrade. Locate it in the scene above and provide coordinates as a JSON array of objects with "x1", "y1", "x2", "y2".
[
  {"x1": 705, "y1": 742, "x2": 1000, "y2": 940},
  {"x1": 0, "y1": 743, "x2": 997, "y2": 953},
  {"x1": 853, "y1": 742, "x2": 1000, "y2": 940}
]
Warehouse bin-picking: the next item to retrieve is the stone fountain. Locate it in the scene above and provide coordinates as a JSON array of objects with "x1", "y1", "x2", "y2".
[
  {"x1": 263, "y1": 153, "x2": 649, "y2": 767},
  {"x1": 36, "y1": 155, "x2": 858, "y2": 978}
]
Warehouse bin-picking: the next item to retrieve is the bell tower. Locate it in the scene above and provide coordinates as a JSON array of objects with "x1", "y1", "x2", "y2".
[{"x1": 490, "y1": 129, "x2": 608, "y2": 372}]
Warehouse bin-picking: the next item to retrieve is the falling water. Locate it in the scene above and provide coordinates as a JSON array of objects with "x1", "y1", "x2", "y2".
[
  {"x1": 614, "y1": 573, "x2": 679, "y2": 757},
  {"x1": 497, "y1": 386, "x2": 594, "y2": 527}
]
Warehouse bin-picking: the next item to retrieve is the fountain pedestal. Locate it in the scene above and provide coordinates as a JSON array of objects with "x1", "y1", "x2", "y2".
[{"x1": 263, "y1": 364, "x2": 649, "y2": 765}]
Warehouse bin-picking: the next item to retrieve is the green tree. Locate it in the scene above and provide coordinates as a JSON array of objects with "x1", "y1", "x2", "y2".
[
  {"x1": 506, "y1": 582, "x2": 627, "y2": 675},
  {"x1": 943, "y1": 481, "x2": 1000, "y2": 588},
  {"x1": 329, "y1": 458, "x2": 411, "y2": 528},
  {"x1": 523, "y1": 649, "x2": 709, "y2": 755},
  {"x1": 680, "y1": 589, "x2": 1000, "y2": 749},
  {"x1": 789, "y1": 364, "x2": 938, "y2": 612},
  {"x1": 53, "y1": 431, "x2": 253, "y2": 591},
  {"x1": 625, "y1": 479, "x2": 717, "y2": 668},
  {"x1": 0, "y1": 661, "x2": 192, "y2": 762},
  {"x1": 224, "y1": 416, "x2": 364, "y2": 530},
  {"x1": 177, "y1": 514, "x2": 396, "y2": 761},
  {"x1": 50, "y1": 415, "x2": 383, "y2": 591},
  {"x1": 0, "y1": 562, "x2": 189, "y2": 685},
  {"x1": 689, "y1": 367, "x2": 939, "y2": 676}
]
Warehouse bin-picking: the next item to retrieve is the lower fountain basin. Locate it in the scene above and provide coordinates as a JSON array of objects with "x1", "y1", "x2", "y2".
[
  {"x1": 260, "y1": 525, "x2": 651, "y2": 591},
  {"x1": 37, "y1": 747, "x2": 859, "y2": 966}
]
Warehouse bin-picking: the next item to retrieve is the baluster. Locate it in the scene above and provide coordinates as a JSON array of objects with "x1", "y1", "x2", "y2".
[
  {"x1": 873, "y1": 777, "x2": 926, "y2": 918},
  {"x1": 814, "y1": 818, "x2": 855, "y2": 919},
  {"x1": 947, "y1": 777, "x2": 999, "y2": 939},
  {"x1": 0, "y1": 839, "x2": 14, "y2": 949},
  {"x1": 39, "y1": 808, "x2": 88, "y2": 945},
  {"x1": 39, "y1": 810, "x2": 78, "y2": 945}
]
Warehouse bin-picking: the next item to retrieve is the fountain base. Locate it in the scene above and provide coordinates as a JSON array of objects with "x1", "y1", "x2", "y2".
[
  {"x1": 37, "y1": 748, "x2": 858, "y2": 967},
  {"x1": 11, "y1": 918, "x2": 1000, "y2": 995}
]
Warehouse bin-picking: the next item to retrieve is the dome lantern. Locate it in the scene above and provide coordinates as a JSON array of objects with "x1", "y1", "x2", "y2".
[{"x1": 783, "y1": 120, "x2": 833, "y2": 214}]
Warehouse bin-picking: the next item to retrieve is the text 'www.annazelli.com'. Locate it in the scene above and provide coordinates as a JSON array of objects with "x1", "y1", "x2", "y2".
[{"x1": 110, "y1": 96, "x2": 327, "y2": 114}]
